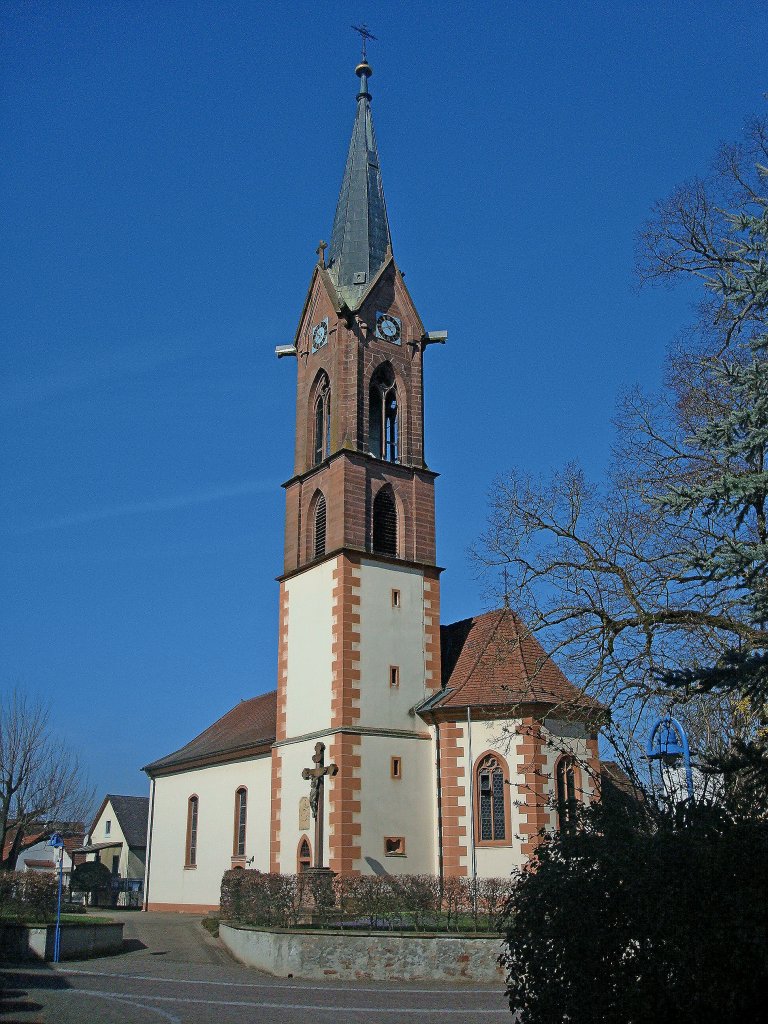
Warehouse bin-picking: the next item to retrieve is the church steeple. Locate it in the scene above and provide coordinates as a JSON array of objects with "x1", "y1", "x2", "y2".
[{"x1": 327, "y1": 60, "x2": 392, "y2": 310}]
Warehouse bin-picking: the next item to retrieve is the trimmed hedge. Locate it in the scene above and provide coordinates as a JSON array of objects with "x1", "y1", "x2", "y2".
[
  {"x1": 220, "y1": 870, "x2": 513, "y2": 932},
  {"x1": 0, "y1": 871, "x2": 58, "y2": 922}
]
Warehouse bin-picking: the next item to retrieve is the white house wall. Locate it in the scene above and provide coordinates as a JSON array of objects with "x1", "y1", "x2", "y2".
[{"x1": 146, "y1": 754, "x2": 271, "y2": 911}]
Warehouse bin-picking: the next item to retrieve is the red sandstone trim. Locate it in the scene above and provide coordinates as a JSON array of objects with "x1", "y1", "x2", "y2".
[
  {"x1": 516, "y1": 717, "x2": 550, "y2": 859},
  {"x1": 438, "y1": 721, "x2": 468, "y2": 877},
  {"x1": 328, "y1": 732, "x2": 362, "y2": 874},
  {"x1": 423, "y1": 568, "x2": 441, "y2": 695}
]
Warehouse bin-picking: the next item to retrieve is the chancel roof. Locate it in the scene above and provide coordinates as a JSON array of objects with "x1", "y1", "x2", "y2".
[
  {"x1": 143, "y1": 691, "x2": 277, "y2": 776},
  {"x1": 428, "y1": 608, "x2": 605, "y2": 715},
  {"x1": 326, "y1": 60, "x2": 392, "y2": 310}
]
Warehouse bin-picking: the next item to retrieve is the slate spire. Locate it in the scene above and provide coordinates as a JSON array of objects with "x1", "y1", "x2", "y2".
[{"x1": 327, "y1": 60, "x2": 392, "y2": 310}]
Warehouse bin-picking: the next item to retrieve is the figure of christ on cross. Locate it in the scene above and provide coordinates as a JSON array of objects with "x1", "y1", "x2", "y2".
[{"x1": 302, "y1": 741, "x2": 338, "y2": 870}]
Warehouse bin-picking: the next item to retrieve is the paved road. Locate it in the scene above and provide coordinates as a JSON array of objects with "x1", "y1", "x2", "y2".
[{"x1": 1, "y1": 911, "x2": 510, "y2": 1023}]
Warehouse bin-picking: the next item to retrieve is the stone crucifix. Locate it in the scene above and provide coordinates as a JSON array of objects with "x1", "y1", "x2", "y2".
[{"x1": 301, "y1": 741, "x2": 338, "y2": 869}]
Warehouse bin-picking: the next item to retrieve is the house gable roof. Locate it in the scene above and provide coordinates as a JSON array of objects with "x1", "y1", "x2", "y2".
[
  {"x1": 143, "y1": 690, "x2": 277, "y2": 776},
  {"x1": 426, "y1": 608, "x2": 605, "y2": 715},
  {"x1": 89, "y1": 794, "x2": 149, "y2": 849}
]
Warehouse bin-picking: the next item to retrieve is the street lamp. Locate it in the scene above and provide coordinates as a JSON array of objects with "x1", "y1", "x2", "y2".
[
  {"x1": 646, "y1": 715, "x2": 694, "y2": 803},
  {"x1": 48, "y1": 832, "x2": 65, "y2": 963}
]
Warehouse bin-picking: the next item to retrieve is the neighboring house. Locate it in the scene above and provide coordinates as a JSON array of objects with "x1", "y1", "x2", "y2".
[
  {"x1": 140, "y1": 57, "x2": 608, "y2": 914},
  {"x1": 8, "y1": 824, "x2": 86, "y2": 883},
  {"x1": 73, "y1": 795, "x2": 149, "y2": 906}
]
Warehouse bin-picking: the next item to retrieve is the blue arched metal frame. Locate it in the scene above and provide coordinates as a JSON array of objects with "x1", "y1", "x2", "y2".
[{"x1": 647, "y1": 715, "x2": 694, "y2": 802}]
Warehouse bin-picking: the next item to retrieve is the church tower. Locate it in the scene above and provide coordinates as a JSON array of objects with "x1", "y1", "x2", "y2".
[{"x1": 270, "y1": 58, "x2": 445, "y2": 875}]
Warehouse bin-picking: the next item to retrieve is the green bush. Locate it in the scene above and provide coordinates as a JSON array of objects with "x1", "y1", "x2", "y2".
[
  {"x1": 500, "y1": 802, "x2": 768, "y2": 1024},
  {"x1": 0, "y1": 870, "x2": 58, "y2": 922},
  {"x1": 220, "y1": 869, "x2": 513, "y2": 932}
]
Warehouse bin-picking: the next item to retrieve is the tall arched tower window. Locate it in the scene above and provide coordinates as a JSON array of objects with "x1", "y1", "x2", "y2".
[
  {"x1": 185, "y1": 795, "x2": 199, "y2": 867},
  {"x1": 373, "y1": 486, "x2": 398, "y2": 558},
  {"x1": 313, "y1": 374, "x2": 331, "y2": 465},
  {"x1": 475, "y1": 753, "x2": 508, "y2": 842},
  {"x1": 313, "y1": 491, "x2": 327, "y2": 559},
  {"x1": 556, "y1": 756, "x2": 578, "y2": 833},
  {"x1": 233, "y1": 787, "x2": 247, "y2": 858},
  {"x1": 369, "y1": 363, "x2": 398, "y2": 462}
]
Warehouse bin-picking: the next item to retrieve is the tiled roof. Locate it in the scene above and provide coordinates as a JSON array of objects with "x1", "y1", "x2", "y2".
[
  {"x1": 108, "y1": 795, "x2": 149, "y2": 849},
  {"x1": 143, "y1": 690, "x2": 277, "y2": 775},
  {"x1": 432, "y1": 608, "x2": 605, "y2": 714}
]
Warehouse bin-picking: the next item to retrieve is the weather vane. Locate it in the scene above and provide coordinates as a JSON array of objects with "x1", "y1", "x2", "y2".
[{"x1": 351, "y1": 23, "x2": 377, "y2": 62}]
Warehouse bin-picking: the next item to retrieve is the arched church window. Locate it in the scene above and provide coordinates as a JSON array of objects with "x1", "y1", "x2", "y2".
[
  {"x1": 297, "y1": 836, "x2": 312, "y2": 872},
  {"x1": 313, "y1": 375, "x2": 331, "y2": 465},
  {"x1": 372, "y1": 487, "x2": 398, "y2": 558},
  {"x1": 369, "y1": 363, "x2": 399, "y2": 462},
  {"x1": 556, "y1": 756, "x2": 578, "y2": 833},
  {"x1": 476, "y1": 753, "x2": 507, "y2": 842},
  {"x1": 313, "y1": 492, "x2": 327, "y2": 559},
  {"x1": 233, "y1": 787, "x2": 247, "y2": 858},
  {"x1": 186, "y1": 795, "x2": 199, "y2": 867}
]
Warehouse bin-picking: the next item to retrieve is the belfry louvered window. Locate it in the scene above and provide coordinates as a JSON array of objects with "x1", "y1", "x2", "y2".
[
  {"x1": 477, "y1": 754, "x2": 506, "y2": 841},
  {"x1": 314, "y1": 376, "x2": 331, "y2": 465},
  {"x1": 369, "y1": 363, "x2": 399, "y2": 462},
  {"x1": 313, "y1": 492, "x2": 327, "y2": 559},
  {"x1": 373, "y1": 487, "x2": 397, "y2": 558}
]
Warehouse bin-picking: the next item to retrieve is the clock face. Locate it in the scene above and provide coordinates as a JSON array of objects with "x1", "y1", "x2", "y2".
[
  {"x1": 375, "y1": 312, "x2": 402, "y2": 344},
  {"x1": 311, "y1": 318, "x2": 329, "y2": 353}
]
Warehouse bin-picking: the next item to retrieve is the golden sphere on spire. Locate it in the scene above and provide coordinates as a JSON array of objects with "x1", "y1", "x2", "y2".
[{"x1": 355, "y1": 61, "x2": 372, "y2": 79}]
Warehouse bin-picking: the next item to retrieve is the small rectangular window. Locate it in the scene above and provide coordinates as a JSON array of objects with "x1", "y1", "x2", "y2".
[
  {"x1": 391, "y1": 756, "x2": 402, "y2": 779},
  {"x1": 389, "y1": 665, "x2": 400, "y2": 688},
  {"x1": 391, "y1": 588, "x2": 401, "y2": 608},
  {"x1": 384, "y1": 836, "x2": 405, "y2": 856},
  {"x1": 105, "y1": 820, "x2": 111, "y2": 836}
]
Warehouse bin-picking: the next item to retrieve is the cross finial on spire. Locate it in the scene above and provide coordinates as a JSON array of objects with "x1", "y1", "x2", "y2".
[{"x1": 351, "y1": 22, "x2": 377, "y2": 62}]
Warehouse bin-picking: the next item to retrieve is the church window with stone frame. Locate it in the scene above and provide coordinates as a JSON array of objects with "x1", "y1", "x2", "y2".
[
  {"x1": 556, "y1": 756, "x2": 579, "y2": 834},
  {"x1": 369, "y1": 363, "x2": 399, "y2": 462},
  {"x1": 313, "y1": 491, "x2": 327, "y2": 559},
  {"x1": 185, "y1": 795, "x2": 199, "y2": 867},
  {"x1": 233, "y1": 787, "x2": 247, "y2": 858},
  {"x1": 313, "y1": 374, "x2": 331, "y2": 465},
  {"x1": 297, "y1": 836, "x2": 312, "y2": 872},
  {"x1": 372, "y1": 486, "x2": 398, "y2": 558},
  {"x1": 475, "y1": 753, "x2": 508, "y2": 843}
]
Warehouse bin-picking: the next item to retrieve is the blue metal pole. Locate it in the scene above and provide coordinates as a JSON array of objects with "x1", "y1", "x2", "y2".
[{"x1": 54, "y1": 845, "x2": 63, "y2": 962}]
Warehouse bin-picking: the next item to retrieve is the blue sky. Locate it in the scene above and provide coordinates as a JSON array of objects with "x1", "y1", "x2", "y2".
[{"x1": 2, "y1": 1, "x2": 766, "y2": 800}]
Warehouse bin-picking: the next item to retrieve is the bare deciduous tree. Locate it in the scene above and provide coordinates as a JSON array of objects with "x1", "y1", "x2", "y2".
[{"x1": 0, "y1": 689, "x2": 94, "y2": 870}]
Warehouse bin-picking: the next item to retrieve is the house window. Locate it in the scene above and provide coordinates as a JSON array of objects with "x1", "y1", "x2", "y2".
[
  {"x1": 476, "y1": 753, "x2": 507, "y2": 842},
  {"x1": 111, "y1": 854, "x2": 120, "y2": 876},
  {"x1": 313, "y1": 492, "x2": 327, "y2": 559},
  {"x1": 384, "y1": 836, "x2": 405, "y2": 856},
  {"x1": 373, "y1": 487, "x2": 398, "y2": 558},
  {"x1": 389, "y1": 665, "x2": 400, "y2": 688},
  {"x1": 297, "y1": 836, "x2": 312, "y2": 872},
  {"x1": 186, "y1": 796, "x2": 199, "y2": 867},
  {"x1": 556, "y1": 756, "x2": 578, "y2": 833},
  {"x1": 391, "y1": 756, "x2": 402, "y2": 779},
  {"x1": 105, "y1": 820, "x2": 111, "y2": 836},
  {"x1": 391, "y1": 588, "x2": 401, "y2": 608},
  {"x1": 234, "y1": 788, "x2": 247, "y2": 858},
  {"x1": 369, "y1": 363, "x2": 398, "y2": 462},
  {"x1": 313, "y1": 375, "x2": 331, "y2": 465}
]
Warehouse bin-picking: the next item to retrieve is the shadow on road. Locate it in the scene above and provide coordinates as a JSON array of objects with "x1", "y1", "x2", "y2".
[{"x1": 0, "y1": 962, "x2": 70, "y2": 1022}]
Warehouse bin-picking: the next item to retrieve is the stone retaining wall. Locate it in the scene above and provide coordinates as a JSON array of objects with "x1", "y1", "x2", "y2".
[
  {"x1": 0, "y1": 922, "x2": 124, "y2": 961},
  {"x1": 220, "y1": 922, "x2": 505, "y2": 982}
]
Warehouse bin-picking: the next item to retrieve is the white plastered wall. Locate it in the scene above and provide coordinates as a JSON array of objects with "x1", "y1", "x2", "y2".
[
  {"x1": 357, "y1": 733, "x2": 437, "y2": 874},
  {"x1": 146, "y1": 754, "x2": 271, "y2": 909},
  {"x1": 465, "y1": 719, "x2": 526, "y2": 877},
  {"x1": 284, "y1": 559, "x2": 336, "y2": 739}
]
